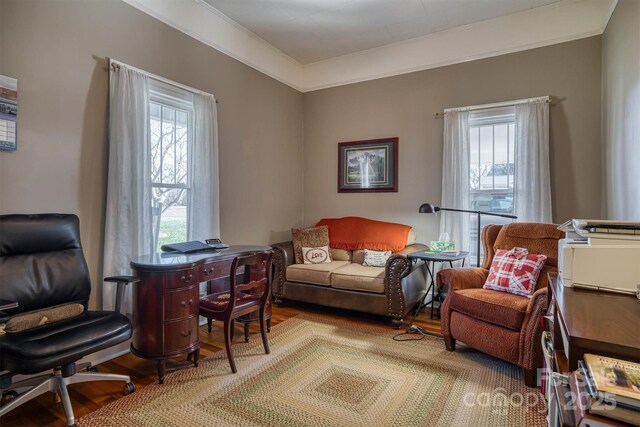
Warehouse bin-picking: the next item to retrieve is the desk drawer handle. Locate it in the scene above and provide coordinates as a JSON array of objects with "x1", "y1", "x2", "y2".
[
  {"x1": 180, "y1": 274, "x2": 193, "y2": 282},
  {"x1": 180, "y1": 329, "x2": 192, "y2": 337},
  {"x1": 180, "y1": 299, "x2": 194, "y2": 307},
  {"x1": 204, "y1": 268, "x2": 213, "y2": 276}
]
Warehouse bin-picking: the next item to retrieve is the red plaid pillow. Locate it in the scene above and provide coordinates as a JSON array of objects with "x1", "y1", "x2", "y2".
[{"x1": 483, "y1": 247, "x2": 547, "y2": 297}]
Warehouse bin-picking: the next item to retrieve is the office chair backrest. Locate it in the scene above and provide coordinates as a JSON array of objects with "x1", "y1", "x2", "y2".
[{"x1": 0, "y1": 214, "x2": 91, "y2": 320}]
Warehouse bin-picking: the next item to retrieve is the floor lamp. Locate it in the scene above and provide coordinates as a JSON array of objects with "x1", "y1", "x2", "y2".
[{"x1": 419, "y1": 203, "x2": 517, "y2": 267}]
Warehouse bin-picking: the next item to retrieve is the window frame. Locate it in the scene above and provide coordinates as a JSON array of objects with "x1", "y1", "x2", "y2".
[{"x1": 148, "y1": 84, "x2": 195, "y2": 244}]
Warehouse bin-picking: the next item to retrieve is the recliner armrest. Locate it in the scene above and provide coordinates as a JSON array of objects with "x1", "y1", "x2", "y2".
[
  {"x1": 437, "y1": 267, "x2": 489, "y2": 292},
  {"x1": 104, "y1": 276, "x2": 140, "y2": 314}
]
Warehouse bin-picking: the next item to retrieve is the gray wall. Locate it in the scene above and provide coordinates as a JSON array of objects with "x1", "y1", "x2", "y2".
[
  {"x1": 0, "y1": 0, "x2": 304, "y2": 309},
  {"x1": 303, "y1": 36, "x2": 603, "y2": 242},
  {"x1": 602, "y1": 0, "x2": 640, "y2": 220}
]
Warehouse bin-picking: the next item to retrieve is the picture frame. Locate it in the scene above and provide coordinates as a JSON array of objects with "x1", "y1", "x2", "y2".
[
  {"x1": 338, "y1": 137, "x2": 398, "y2": 193},
  {"x1": 0, "y1": 75, "x2": 18, "y2": 152}
]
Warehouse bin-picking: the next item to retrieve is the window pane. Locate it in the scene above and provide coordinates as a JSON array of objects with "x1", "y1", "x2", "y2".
[
  {"x1": 494, "y1": 124, "x2": 508, "y2": 189},
  {"x1": 508, "y1": 123, "x2": 515, "y2": 188},
  {"x1": 470, "y1": 127, "x2": 480, "y2": 190},
  {"x1": 149, "y1": 90, "x2": 193, "y2": 251},
  {"x1": 152, "y1": 104, "x2": 190, "y2": 186},
  {"x1": 479, "y1": 126, "x2": 493, "y2": 190},
  {"x1": 153, "y1": 188, "x2": 189, "y2": 250},
  {"x1": 468, "y1": 118, "x2": 516, "y2": 264}
]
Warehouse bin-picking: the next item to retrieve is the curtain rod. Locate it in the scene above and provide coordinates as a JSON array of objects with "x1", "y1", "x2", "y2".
[
  {"x1": 433, "y1": 96, "x2": 550, "y2": 118},
  {"x1": 108, "y1": 58, "x2": 218, "y2": 103}
]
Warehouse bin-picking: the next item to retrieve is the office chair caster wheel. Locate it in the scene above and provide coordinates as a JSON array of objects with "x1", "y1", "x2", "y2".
[
  {"x1": 1, "y1": 390, "x2": 17, "y2": 405},
  {"x1": 87, "y1": 366, "x2": 99, "y2": 373},
  {"x1": 124, "y1": 382, "x2": 136, "y2": 395}
]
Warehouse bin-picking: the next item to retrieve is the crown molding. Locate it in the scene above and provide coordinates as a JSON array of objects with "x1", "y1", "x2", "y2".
[
  {"x1": 123, "y1": 0, "x2": 616, "y2": 93},
  {"x1": 122, "y1": 0, "x2": 305, "y2": 91}
]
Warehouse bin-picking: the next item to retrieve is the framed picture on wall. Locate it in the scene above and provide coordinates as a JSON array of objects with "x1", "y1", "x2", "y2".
[
  {"x1": 338, "y1": 137, "x2": 398, "y2": 193},
  {"x1": 0, "y1": 75, "x2": 17, "y2": 152}
]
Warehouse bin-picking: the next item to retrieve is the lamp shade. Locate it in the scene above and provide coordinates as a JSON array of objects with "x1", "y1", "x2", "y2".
[{"x1": 418, "y1": 203, "x2": 440, "y2": 213}]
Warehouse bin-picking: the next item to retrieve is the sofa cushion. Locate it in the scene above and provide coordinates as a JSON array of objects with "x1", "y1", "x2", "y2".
[
  {"x1": 302, "y1": 246, "x2": 331, "y2": 264},
  {"x1": 292, "y1": 226, "x2": 330, "y2": 264},
  {"x1": 330, "y1": 248, "x2": 352, "y2": 262},
  {"x1": 448, "y1": 288, "x2": 530, "y2": 331},
  {"x1": 330, "y1": 263, "x2": 386, "y2": 294},
  {"x1": 363, "y1": 249, "x2": 391, "y2": 267},
  {"x1": 316, "y1": 217, "x2": 411, "y2": 252},
  {"x1": 287, "y1": 261, "x2": 350, "y2": 286},
  {"x1": 352, "y1": 250, "x2": 364, "y2": 265}
]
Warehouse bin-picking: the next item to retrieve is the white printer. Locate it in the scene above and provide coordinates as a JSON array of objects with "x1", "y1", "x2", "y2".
[{"x1": 557, "y1": 219, "x2": 640, "y2": 296}]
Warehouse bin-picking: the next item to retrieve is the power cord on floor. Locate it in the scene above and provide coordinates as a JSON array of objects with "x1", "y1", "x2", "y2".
[
  {"x1": 392, "y1": 302, "x2": 444, "y2": 341},
  {"x1": 393, "y1": 324, "x2": 443, "y2": 341}
]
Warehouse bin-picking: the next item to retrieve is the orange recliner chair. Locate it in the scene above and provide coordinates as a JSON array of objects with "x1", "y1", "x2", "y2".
[{"x1": 437, "y1": 222, "x2": 563, "y2": 387}]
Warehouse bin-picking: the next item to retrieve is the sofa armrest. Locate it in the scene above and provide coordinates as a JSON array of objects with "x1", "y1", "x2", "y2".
[
  {"x1": 384, "y1": 250, "x2": 428, "y2": 321},
  {"x1": 395, "y1": 243, "x2": 427, "y2": 256},
  {"x1": 271, "y1": 241, "x2": 294, "y2": 298},
  {"x1": 437, "y1": 267, "x2": 489, "y2": 292},
  {"x1": 519, "y1": 287, "x2": 548, "y2": 372}
]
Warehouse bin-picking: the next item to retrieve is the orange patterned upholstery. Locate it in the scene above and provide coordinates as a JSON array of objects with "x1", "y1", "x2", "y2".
[
  {"x1": 438, "y1": 222, "x2": 562, "y2": 387},
  {"x1": 448, "y1": 288, "x2": 530, "y2": 331}
]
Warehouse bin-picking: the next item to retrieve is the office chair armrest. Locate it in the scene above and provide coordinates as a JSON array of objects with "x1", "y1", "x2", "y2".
[{"x1": 104, "y1": 276, "x2": 140, "y2": 314}]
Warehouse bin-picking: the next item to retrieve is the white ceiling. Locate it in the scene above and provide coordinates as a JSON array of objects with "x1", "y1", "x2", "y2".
[
  {"x1": 203, "y1": 0, "x2": 561, "y2": 64},
  {"x1": 124, "y1": 0, "x2": 617, "y2": 91}
]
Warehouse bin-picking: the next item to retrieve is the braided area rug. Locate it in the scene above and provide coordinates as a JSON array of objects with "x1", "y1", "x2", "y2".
[{"x1": 79, "y1": 315, "x2": 546, "y2": 427}]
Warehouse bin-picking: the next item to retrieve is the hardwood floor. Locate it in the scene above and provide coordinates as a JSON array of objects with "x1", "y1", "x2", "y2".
[{"x1": 0, "y1": 302, "x2": 442, "y2": 427}]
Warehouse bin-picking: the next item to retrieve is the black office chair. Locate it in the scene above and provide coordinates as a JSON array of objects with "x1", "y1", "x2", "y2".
[{"x1": 0, "y1": 214, "x2": 138, "y2": 426}]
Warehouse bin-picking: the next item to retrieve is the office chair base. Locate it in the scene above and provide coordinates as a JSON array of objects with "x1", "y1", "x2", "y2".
[{"x1": 0, "y1": 365, "x2": 133, "y2": 426}]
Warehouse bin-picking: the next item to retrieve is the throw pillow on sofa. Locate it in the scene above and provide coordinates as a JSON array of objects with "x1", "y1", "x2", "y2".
[
  {"x1": 302, "y1": 246, "x2": 332, "y2": 264},
  {"x1": 483, "y1": 247, "x2": 547, "y2": 297},
  {"x1": 363, "y1": 249, "x2": 391, "y2": 267},
  {"x1": 292, "y1": 226, "x2": 330, "y2": 264}
]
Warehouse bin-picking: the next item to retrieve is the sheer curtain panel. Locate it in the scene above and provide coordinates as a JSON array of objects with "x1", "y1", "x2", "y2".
[
  {"x1": 513, "y1": 100, "x2": 552, "y2": 222},
  {"x1": 189, "y1": 93, "x2": 220, "y2": 241},
  {"x1": 103, "y1": 66, "x2": 151, "y2": 314},
  {"x1": 440, "y1": 110, "x2": 471, "y2": 253}
]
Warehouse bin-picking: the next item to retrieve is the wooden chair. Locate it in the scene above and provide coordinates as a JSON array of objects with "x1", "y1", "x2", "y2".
[{"x1": 199, "y1": 251, "x2": 272, "y2": 373}]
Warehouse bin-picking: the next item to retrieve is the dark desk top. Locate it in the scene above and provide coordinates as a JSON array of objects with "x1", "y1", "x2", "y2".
[
  {"x1": 549, "y1": 272, "x2": 640, "y2": 360},
  {"x1": 131, "y1": 245, "x2": 272, "y2": 271},
  {"x1": 407, "y1": 250, "x2": 470, "y2": 262}
]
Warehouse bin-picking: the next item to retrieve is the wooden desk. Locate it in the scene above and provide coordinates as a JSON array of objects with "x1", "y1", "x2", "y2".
[
  {"x1": 130, "y1": 245, "x2": 272, "y2": 383},
  {"x1": 547, "y1": 272, "x2": 640, "y2": 373}
]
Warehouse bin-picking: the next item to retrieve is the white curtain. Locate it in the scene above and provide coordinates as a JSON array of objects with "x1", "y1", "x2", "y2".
[
  {"x1": 513, "y1": 100, "x2": 552, "y2": 222},
  {"x1": 103, "y1": 65, "x2": 152, "y2": 313},
  {"x1": 189, "y1": 93, "x2": 220, "y2": 241},
  {"x1": 440, "y1": 110, "x2": 471, "y2": 253}
]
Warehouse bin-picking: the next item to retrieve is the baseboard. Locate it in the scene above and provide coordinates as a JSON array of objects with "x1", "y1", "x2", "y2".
[{"x1": 83, "y1": 339, "x2": 132, "y2": 366}]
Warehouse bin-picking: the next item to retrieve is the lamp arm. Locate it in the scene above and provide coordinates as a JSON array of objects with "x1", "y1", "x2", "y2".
[{"x1": 438, "y1": 207, "x2": 517, "y2": 220}]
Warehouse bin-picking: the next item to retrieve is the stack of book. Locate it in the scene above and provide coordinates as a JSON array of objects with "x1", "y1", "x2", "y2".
[{"x1": 574, "y1": 354, "x2": 640, "y2": 426}]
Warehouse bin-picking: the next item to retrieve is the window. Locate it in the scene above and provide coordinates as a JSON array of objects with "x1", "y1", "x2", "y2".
[
  {"x1": 468, "y1": 107, "x2": 516, "y2": 261},
  {"x1": 149, "y1": 83, "x2": 194, "y2": 250}
]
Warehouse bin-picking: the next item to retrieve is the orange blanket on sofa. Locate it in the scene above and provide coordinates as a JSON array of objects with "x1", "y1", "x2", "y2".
[{"x1": 315, "y1": 217, "x2": 411, "y2": 253}]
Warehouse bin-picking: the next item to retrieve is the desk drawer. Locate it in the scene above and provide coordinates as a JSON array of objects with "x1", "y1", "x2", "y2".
[
  {"x1": 200, "y1": 260, "x2": 232, "y2": 281},
  {"x1": 165, "y1": 268, "x2": 199, "y2": 289},
  {"x1": 163, "y1": 317, "x2": 198, "y2": 353},
  {"x1": 164, "y1": 286, "x2": 198, "y2": 321}
]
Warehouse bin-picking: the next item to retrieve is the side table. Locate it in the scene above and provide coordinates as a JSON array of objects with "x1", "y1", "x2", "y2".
[{"x1": 406, "y1": 250, "x2": 469, "y2": 319}]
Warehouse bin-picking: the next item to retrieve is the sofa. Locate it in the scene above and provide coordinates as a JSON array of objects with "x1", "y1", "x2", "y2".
[
  {"x1": 437, "y1": 222, "x2": 563, "y2": 387},
  {"x1": 271, "y1": 217, "x2": 428, "y2": 327}
]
